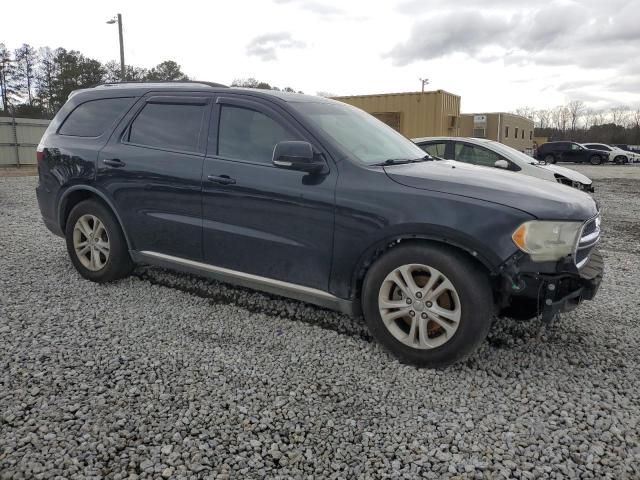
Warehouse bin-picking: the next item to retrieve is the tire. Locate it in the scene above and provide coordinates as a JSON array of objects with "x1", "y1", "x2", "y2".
[
  {"x1": 361, "y1": 243, "x2": 494, "y2": 368},
  {"x1": 589, "y1": 155, "x2": 602, "y2": 165},
  {"x1": 544, "y1": 154, "x2": 556, "y2": 164},
  {"x1": 614, "y1": 156, "x2": 627, "y2": 164},
  {"x1": 65, "y1": 199, "x2": 134, "y2": 282}
]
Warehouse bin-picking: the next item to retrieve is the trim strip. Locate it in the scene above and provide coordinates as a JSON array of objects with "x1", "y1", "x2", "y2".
[{"x1": 135, "y1": 250, "x2": 353, "y2": 315}]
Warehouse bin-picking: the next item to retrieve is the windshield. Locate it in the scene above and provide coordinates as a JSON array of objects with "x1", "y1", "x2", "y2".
[
  {"x1": 486, "y1": 140, "x2": 542, "y2": 165},
  {"x1": 291, "y1": 101, "x2": 428, "y2": 165}
]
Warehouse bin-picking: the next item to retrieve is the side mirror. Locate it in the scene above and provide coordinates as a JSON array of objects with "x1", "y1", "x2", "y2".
[
  {"x1": 495, "y1": 159, "x2": 509, "y2": 169},
  {"x1": 272, "y1": 141, "x2": 326, "y2": 173}
]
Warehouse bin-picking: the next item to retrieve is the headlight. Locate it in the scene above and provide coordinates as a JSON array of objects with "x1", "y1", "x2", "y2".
[{"x1": 512, "y1": 221, "x2": 582, "y2": 262}]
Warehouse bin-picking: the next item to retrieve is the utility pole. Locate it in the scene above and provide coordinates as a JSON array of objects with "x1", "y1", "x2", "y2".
[{"x1": 107, "y1": 14, "x2": 126, "y2": 80}]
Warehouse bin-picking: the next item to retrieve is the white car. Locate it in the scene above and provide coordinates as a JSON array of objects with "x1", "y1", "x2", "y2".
[
  {"x1": 413, "y1": 136, "x2": 594, "y2": 192},
  {"x1": 582, "y1": 143, "x2": 639, "y2": 164}
]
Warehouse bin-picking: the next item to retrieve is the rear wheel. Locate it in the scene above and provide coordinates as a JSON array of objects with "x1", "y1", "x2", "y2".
[
  {"x1": 65, "y1": 199, "x2": 133, "y2": 282},
  {"x1": 589, "y1": 155, "x2": 603, "y2": 165},
  {"x1": 362, "y1": 244, "x2": 494, "y2": 368},
  {"x1": 544, "y1": 154, "x2": 556, "y2": 164}
]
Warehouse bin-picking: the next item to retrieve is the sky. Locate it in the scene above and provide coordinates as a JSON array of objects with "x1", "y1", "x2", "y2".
[{"x1": 2, "y1": 0, "x2": 639, "y2": 113}]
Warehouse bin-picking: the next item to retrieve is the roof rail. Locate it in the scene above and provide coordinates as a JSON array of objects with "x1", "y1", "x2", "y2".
[{"x1": 95, "y1": 80, "x2": 228, "y2": 88}]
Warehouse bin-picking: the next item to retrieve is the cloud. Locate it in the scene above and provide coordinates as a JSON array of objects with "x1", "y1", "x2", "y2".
[
  {"x1": 274, "y1": 0, "x2": 344, "y2": 17},
  {"x1": 246, "y1": 32, "x2": 306, "y2": 61},
  {"x1": 386, "y1": 0, "x2": 640, "y2": 71}
]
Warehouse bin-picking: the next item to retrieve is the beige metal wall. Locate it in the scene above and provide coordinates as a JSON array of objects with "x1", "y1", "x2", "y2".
[
  {"x1": 0, "y1": 117, "x2": 50, "y2": 166},
  {"x1": 461, "y1": 113, "x2": 534, "y2": 151},
  {"x1": 332, "y1": 90, "x2": 461, "y2": 138}
]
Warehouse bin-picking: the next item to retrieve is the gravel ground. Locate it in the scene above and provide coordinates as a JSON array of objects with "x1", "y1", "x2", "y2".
[{"x1": 1, "y1": 174, "x2": 639, "y2": 479}]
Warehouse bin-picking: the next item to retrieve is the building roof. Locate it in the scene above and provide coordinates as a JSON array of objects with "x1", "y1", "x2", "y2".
[{"x1": 333, "y1": 89, "x2": 460, "y2": 99}]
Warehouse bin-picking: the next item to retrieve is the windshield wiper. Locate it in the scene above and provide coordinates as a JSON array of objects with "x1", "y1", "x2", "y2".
[{"x1": 371, "y1": 155, "x2": 433, "y2": 167}]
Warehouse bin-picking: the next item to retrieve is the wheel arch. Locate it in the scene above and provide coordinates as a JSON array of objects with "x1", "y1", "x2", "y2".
[
  {"x1": 58, "y1": 186, "x2": 133, "y2": 250},
  {"x1": 349, "y1": 233, "x2": 501, "y2": 306}
]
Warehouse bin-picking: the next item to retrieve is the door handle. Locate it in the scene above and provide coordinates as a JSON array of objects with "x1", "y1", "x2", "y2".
[
  {"x1": 207, "y1": 174, "x2": 236, "y2": 185},
  {"x1": 103, "y1": 158, "x2": 126, "y2": 168}
]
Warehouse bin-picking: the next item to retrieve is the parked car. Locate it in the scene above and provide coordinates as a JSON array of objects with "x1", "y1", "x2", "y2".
[
  {"x1": 36, "y1": 82, "x2": 603, "y2": 367},
  {"x1": 412, "y1": 136, "x2": 594, "y2": 192},
  {"x1": 583, "y1": 143, "x2": 639, "y2": 163},
  {"x1": 536, "y1": 141, "x2": 609, "y2": 165}
]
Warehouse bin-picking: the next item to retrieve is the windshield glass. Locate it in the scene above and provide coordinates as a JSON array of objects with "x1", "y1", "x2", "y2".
[
  {"x1": 291, "y1": 101, "x2": 428, "y2": 165},
  {"x1": 486, "y1": 140, "x2": 541, "y2": 165}
]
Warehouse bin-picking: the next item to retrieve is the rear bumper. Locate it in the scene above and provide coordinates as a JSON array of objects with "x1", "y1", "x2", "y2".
[{"x1": 36, "y1": 184, "x2": 64, "y2": 237}]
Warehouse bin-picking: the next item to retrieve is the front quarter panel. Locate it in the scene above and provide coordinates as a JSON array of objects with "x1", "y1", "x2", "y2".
[{"x1": 329, "y1": 160, "x2": 533, "y2": 299}]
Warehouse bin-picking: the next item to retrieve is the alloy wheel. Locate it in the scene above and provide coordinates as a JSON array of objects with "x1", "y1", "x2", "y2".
[
  {"x1": 73, "y1": 214, "x2": 110, "y2": 271},
  {"x1": 378, "y1": 264, "x2": 461, "y2": 349}
]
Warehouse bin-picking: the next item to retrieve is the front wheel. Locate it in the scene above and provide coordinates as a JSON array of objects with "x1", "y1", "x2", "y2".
[
  {"x1": 361, "y1": 244, "x2": 494, "y2": 368},
  {"x1": 589, "y1": 155, "x2": 603, "y2": 165},
  {"x1": 65, "y1": 199, "x2": 134, "y2": 282}
]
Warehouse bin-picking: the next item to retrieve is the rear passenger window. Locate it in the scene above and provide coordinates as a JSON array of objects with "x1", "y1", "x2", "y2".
[
  {"x1": 59, "y1": 97, "x2": 134, "y2": 137},
  {"x1": 218, "y1": 105, "x2": 297, "y2": 164},
  {"x1": 128, "y1": 103, "x2": 206, "y2": 152}
]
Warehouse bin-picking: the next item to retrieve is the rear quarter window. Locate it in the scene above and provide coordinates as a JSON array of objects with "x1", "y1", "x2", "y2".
[{"x1": 59, "y1": 97, "x2": 135, "y2": 137}]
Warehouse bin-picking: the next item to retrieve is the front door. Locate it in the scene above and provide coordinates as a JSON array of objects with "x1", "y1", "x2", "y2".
[
  {"x1": 97, "y1": 94, "x2": 210, "y2": 260},
  {"x1": 201, "y1": 95, "x2": 337, "y2": 291}
]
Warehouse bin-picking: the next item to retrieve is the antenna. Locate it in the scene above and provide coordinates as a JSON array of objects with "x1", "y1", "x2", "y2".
[{"x1": 419, "y1": 78, "x2": 430, "y2": 93}]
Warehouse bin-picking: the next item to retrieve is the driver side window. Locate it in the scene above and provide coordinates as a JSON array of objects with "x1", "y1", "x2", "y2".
[
  {"x1": 218, "y1": 105, "x2": 297, "y2": 164},
  {"x1": 570, "y1": 143, "x2": 581, "y2": 151},
  {"x1": 419, "y1": 142, "x2": 447, "y2": 158},
  {"x1": 454, "y1": 143, "x2": 501, "y2": 167}
]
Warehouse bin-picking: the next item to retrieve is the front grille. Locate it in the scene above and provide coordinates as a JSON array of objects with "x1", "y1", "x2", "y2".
[{"x1": 575, "y1": 215, "x2": 601, "y2": 268}]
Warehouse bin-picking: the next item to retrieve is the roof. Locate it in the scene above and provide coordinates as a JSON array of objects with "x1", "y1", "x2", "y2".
[
  {"x1": 77, "y1": 81, "x2": 337, "y2": 104},
  {"x1": 332, "y1": 89, "x2": 460, "y2": 100}
]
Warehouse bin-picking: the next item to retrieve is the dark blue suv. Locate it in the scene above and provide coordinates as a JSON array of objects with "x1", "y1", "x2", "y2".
[{"x1": 36, "y1": 82, "x2": 603, "y2": 367}]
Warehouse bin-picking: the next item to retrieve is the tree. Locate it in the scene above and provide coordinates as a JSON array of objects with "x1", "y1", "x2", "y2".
[
  {"x1": 534, "y1": 109, "x2": 550, "y2": 129},
  {"x1": 610, "y1": 106, "x2": 630, "y2": 127},
  {"x1": 551, "y1": 105, "x2": 570, "y2": 135},
  {"x1": 13, "y1": 44, "x2": 38, "y2": 106},
  {"x1": 145, "y1": 60, "x2": 188, "y2": 81},
  {"x1": 35, "y1": 47, "x2": 56, "y2": 115},
  {"x1": 567, "y1": 100, "x2": 585, "y2": 132},
  {"x1": 514, "y1": 106, "x2": 535, "y2": 120},
  {"x1": 0, "y1": 43, "x2": 18, "y2": 112}
]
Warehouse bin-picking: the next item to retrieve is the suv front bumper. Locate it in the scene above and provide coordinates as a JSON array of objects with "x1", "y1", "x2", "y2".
[{"x1": 498, "y1": 250, "x2": 604, "y2": 322}]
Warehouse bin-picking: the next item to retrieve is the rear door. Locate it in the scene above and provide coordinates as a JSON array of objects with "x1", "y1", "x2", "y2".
[
  {"x1": 97, "y1": 93, "x2": 210, "y2": 260},
  {"x1": 201, "y1": 95, "x2": 337, "y2": 291}
]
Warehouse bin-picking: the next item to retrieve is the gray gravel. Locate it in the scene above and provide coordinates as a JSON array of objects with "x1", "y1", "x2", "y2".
[{"x1": 1, "y1": 174, "x2": 639, "y2": 479}]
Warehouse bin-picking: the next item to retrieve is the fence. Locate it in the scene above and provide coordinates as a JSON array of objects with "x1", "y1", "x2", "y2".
[{"x1": 0, "y1": 117, "x2": 50, "y2": 167}]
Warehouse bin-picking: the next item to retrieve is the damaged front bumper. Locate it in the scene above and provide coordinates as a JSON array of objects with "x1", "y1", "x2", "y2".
[{"x1": 497, "y1": 249, "x2": 604, "y2": 322}]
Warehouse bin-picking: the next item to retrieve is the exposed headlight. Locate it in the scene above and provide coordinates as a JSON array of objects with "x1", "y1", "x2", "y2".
[{"x1": 512, "y1": 221, "x2": 582, "y2": 262}]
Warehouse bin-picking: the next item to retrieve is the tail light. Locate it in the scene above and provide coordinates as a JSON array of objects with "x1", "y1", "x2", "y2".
[{"x1": 36, "y1": 144, "x2": 44, "y2": 163}]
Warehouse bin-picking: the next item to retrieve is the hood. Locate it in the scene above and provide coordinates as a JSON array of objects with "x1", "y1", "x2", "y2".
[
  {"x1": 385, "y1": 160, "x2": 598, "y2": 221},
  {"x1": 538, "y1": 164, "x2": 592, "y2": 185}
]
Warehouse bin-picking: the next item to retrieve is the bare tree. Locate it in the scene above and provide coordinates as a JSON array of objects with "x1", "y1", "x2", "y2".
[
  {"x1": 567, "y1": 100, "x2": 585, "y2": 131},
  {"x1": 14, "y1": 44, "x2": 38, "y2": 106},
  {"x1": 514, "y1": 106, "x2": 536, "y2": 120},
  {"x1": 551, "y1": 105, "x2": 570, "y2": 134},
  {"x1": 535, "y1": 109, "x2": 551, "y2": 129},
  {"x1": 610, "y1": 106, "x2": 630, "y2": 126}
]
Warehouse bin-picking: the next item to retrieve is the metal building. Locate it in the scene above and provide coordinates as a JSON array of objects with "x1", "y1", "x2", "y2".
[
  {"x1": 332, "y1": 90, "x2": 461, "y2": 138},
  {"x1": 460, "y1": 113, "x2": 534, "y2": 153}
]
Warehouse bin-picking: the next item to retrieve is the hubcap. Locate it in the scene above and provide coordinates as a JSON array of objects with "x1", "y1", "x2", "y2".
[
  {"x1": 73, "y1": 214, "x2": 110, "y2": 271},
  {"x1": 378, "y1": 264, "x2": 461, "y2": 349}
]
